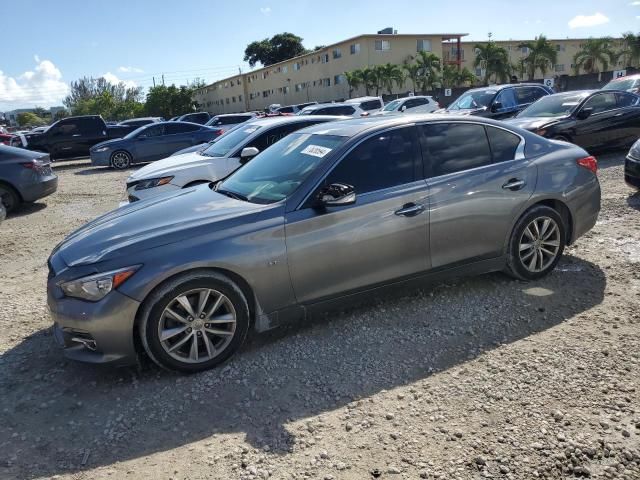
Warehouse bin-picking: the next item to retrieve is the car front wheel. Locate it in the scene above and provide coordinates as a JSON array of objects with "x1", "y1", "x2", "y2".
[
  {"x1": 139, "y1": 272, "x2": 250, "y2": 373},
  {"x1": 110, "y1": 151, "x2": 132, "y2": 169},
  {"x1": 505, "y1": 205, "x2": 566, "y2": 281}
]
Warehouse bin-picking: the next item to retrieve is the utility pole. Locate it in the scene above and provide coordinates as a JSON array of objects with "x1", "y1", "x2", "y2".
[
  {"x1": 162, "y1": 74, "x2": 165, "y2": 85},
  {"x1": 152, "y1": 77, "x2": 155, "y2": 87}
]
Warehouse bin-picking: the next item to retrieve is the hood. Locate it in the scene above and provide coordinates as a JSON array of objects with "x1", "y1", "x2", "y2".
[
  {"x1": 53, "y1": 185, "x2": 268, "y2": 266},
  {"x1": 91, "y1": 138, "x2": 126, "y2": 150},
  {"x1": 128, "y1": 151, "x2": 224, "y2": 181},
  {"x1": 505, "y1": 116, "x2": 562, "y2": 132}
]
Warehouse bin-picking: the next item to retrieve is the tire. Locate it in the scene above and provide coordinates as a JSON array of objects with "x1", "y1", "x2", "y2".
[
  {"x1": 505, "y1": 205, "x2": 566, "y2": 281},
  {"x1": 110, "y1": 150, "x2": 132, "y2": 170},
  {"x1": 139, "y1": 271, "x2": 250, "y2": 373},
  {"x1": 0, "y1": 183, "x2": 20, "y2": 213}
]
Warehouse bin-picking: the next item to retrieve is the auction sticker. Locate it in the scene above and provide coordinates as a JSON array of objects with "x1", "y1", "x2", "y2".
[{"x1": 301, "y1": 145, "x2": 332, "y2": 158}]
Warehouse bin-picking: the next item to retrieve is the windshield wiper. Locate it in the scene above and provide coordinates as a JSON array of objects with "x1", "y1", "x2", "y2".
[{"x1": 215, "y1": 187, "x2": 248, "y2": 202}]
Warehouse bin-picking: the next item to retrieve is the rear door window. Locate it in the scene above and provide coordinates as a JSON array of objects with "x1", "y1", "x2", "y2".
[
  {"x1": 325, "y1": 127, "x2": 417, "y2": 194},
  {"x1": 166, "y1": 123, "x2": 200, "y2": 134},
  {"x1": 616, "y1": 93, "x2": 639, "y2": 108},
  {"x1": 421, "y1": 123, "x2": 492, "y2": 177},
  {"x1": 515, "y1": 86, "x2": 547, "y2": 106},
  {"x1": 582, "y1": 93, "x2": 617, "y2": 114},
  {"x1": 486, "y1": 126, "x2": 521, "y2": 163},
  {"x1": 139, "y1": 124, "x2": 165, "y2": 137},
  {"x1": 495, "y1": 88, "x2": 517, "y2": 109},
  {"x1": 360, "y1": 99, "x2": 383, "y2": 111}
]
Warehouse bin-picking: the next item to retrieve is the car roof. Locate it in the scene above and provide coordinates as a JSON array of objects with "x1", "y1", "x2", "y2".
[
  {"x1": 297, "y1": 113, "x2": 527, "y2": 137},
  {"x1": 302, "y1": 103, "x2": 353, "y2": 110},
  {"x1": 214, "y1": 113, "x2": 254, "y2": 117},
  {"x1": 154, "y1": 121, "x2": 203, "y2": 127},
  {"x1": 344, "y1": 96, "x2": 381, "y2": 103},
  {"x1": 611, "y1": 74, "x2": 640, "y2": 81},
  {"x1": 466, "y1": 83, "x2": 546, "y2": 93},
  {"x1": 544, "y1": 90, "x2": 596, "y2": 99}
]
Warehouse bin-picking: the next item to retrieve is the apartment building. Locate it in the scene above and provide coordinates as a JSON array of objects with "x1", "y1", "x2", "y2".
[
  {"x1": 194, "y1": 32, "x2": 466, "y2": 114},
  {"x1": 449, "y1": 38, "x2": 625, "y2": 80}
]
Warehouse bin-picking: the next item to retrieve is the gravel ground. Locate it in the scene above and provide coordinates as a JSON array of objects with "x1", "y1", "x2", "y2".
[{"x1": 0, "y1": 154, "x2": 639, "y2": 480}]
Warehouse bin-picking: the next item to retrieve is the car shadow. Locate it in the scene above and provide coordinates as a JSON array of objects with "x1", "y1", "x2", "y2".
[
  {"x1": 627, "y1": 191, "x2": 640, "y2": 211},
  {"x1": 596, "y1": 151, "x2": 625, "y2": 170},
  {"x1": 51, "y1": 161, "x2": 92, "y2": 172},
  {"x1": 0, "y1": 255, "x2": 606, "y2": 479},
  {"x1": 5, "y1": 202, "x2": 46, "y2": 218},
  {"x1": 73, "y1": 167, "x2": 115, "y2": 176}
]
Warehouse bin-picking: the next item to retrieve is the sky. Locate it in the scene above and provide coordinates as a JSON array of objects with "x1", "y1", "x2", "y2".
[{"x1": 1, "y1": 0, "x2": 639, "y2": 111}]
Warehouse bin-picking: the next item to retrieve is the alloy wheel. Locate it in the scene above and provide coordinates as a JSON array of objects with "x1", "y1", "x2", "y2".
[
  {"x1": 518, "y1": 216, "x2": 561, "y2": 273},
  {"x1": 111, "y1": 152, "x2": 131, "y2": 169},
  {"x1": 0, "y1": 186, "x2": 17, "y2": 212},
  {"x1": 158, "y1": 288, "x2": 237, "y2": 364}
]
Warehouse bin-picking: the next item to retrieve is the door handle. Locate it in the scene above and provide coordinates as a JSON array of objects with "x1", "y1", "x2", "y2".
[
  {"x1": 502, "y1": 178, "x2": 526, "y2": 191},
  {"x1": 394, "y1": 202, "x2": 425, "y2": 217}
]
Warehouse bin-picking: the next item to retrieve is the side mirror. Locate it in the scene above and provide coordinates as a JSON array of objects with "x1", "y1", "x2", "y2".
[
  {"x1": 490, "y1": 101, "x2": 503, "y2": 113},
  {"x1": 315, "y1": 183, "x2": 356, "y2": 207},
  {"x1": 240, "y1": 147, "x2": 259, "y2": 164},
  {"x1": 401, "y1": 105, "x2": 407, "y2": 112},
  {"x1": 576, "y1": 107, "x2": 594, "y2": 120}
]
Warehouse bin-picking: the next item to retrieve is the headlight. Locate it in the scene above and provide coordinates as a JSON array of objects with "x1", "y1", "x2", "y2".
[
  {"x1": 94, "y1": 146, "x2": 110, "y2": 152},
  {"x1": 60, "y1": 266, "x2": 139, "y2": 301},
  {"x1": 134, "y1": 176, "x2": 174, "y2": 190}
]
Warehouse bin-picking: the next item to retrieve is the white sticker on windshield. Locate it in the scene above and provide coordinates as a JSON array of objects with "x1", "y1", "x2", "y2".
[{"x1": 301, "y1": 145, "x2": 332, "y2": 158}]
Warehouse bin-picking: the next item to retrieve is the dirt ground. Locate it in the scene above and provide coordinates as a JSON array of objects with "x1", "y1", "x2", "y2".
[{"x1": 0, "y1": 154, "x2": 639, "y2": 480}]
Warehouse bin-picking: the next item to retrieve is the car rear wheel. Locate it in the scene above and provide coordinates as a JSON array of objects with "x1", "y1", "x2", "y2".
[
  {"x1": 139, "y1": 272, "x2": 250, "y2": 373},
  {"x1": 110, "y1": 151, "x2": 132, "y2": 170},
  {"x1": 0, "y1": 183, "x2": 20, "y2": 213},
  {"x1": 505, "y1": 205, "x2": 565, "y2": 281}
]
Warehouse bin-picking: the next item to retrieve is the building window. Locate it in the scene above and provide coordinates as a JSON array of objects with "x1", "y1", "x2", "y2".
[
  {"x1": 232, "y1": 96, "x2": 236, "y2": 103},
  {"x1": 475, "y1": 67, "x2": 484, "y2": 77},
  {"x1": 224, "y1": 82, "x2": 229, "y2": 88},
  {"x1": 450, "y1": 47, "x2": 464, "y2": 60},
  {"x1": 350, "y1": 43, "x2": 360, "y2": 54},
  {"x1": 556, "y1": 44, "x2": 566, "y2": 52},
  {"x1": 321, "y1": 53, "x2": 329, "y2": 63},
  {"x1": 238, "y1": 95, "x2": 243, "y2": 102},
  {"x1": 323, "y1": 78, "x2": 331, "y2": 87},
  {"x1": 417, "y1": 39, "x2": 432, "y2": 52},
  {"x1": 375, "y1": 40, "x2": 391, "y2": 51},
  {"x1": 282, "y1": 65, "x2": 288, "y2": 73},
  {"x1": 474, "y1": 48, "x2": 481, "y2": 55},
  {"x1": 555, "y1": 64, "x2": 565, "y2": 72},
  {"x1": 226, "y1": 98, "x2": 230, "y2": 104},
  {"x1": 295, "y1": 83, "x2": 304, "y2": 92},
  {"x1": 333, "y1": 48, "x2": 342, "y2": 59},
  {"x1": 520, "y1": 46, "x2": 530, "y2": 54},
  {"x1": 283, "y1": 86, "x2": 289, "y2": 94},
  {"x1": 262, "y1": 90, "x2": 269, "y2": 98},
  {"x1": 334, "y1": 74, "x2": 345, "y2": 85},
  {"x1": 293, "y1": 62, "x2": 301, "y2": 71}
]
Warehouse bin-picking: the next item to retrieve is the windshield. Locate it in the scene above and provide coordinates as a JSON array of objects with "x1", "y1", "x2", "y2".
[
  {"x1": 217, "y1": 133, "x2": 346, "y2": 204},
  {"x1": 382, "y1": 99, "x2": 402, "y2": 112},
  {"x1": 603, "y1": 78, "x2": 639, "y2": 91},
  {"x1": 448, "y1": 89, "x2": 496, "y2": 110},
  {"x1": 201, "y1": 124, "x2": 262, "y2": 157},
  {"x1": 517, "y1": 92, "x2": 589, "y2": 118}
]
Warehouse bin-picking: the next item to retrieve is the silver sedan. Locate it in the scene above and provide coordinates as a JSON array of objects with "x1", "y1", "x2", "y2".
[{"x1": 47, "y1": 115, "x2": 601, "y2": 373}]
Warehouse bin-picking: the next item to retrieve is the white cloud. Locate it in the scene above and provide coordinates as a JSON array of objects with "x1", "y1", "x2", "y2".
[
  {"x1": 568, "y1": 12, "x2": 610, "y2": 29},
  {"x1": 0, "y1": 58, "x2": 69, "y2": 109},
  {"x1": 118, "y1": 66, "x2": 144, "y2": 73},
  {"x1": 630, "y1": 1, "x2": 640, "y2": 5},
  {"x1": 101, "y1": 72, "x2": 137, "y2": 89},
  {"x1": 260, "y1": 6, "x2": 271, "y2": 14}
]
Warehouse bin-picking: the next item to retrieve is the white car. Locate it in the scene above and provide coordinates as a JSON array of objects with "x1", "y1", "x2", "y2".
[
  {"x1": 299, "y1": 96, "x2": 384, "y2": 117},
  {"x1": 344, "y1": 96, "x2": 384, "y2": 114},
  {"x1": 374, "y1": 96, "x2": 439, "y2": 115},
  {"x1": 125, "y1": 115, "x2": 343, "y2": 203}
]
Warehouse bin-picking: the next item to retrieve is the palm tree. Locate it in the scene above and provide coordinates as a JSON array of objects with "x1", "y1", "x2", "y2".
[
  {"x1": 360, "y1": 67, "x2": 377, "y2": 96},
  {"x1": 621, "y1": 32, "x2": 640, "y2": 67},
  {"x1": 414, "y1": 51, "x2": 441, "y2": 93},
  {"x1": 441, "y1": 64, "x2": 475, "y2": 87},
  {"x1": 573, "y1": 38, "x2": 617, "y2": 74},
  {"x1": 402, "y1": 62, "x2": 420, "y2": 93},
  {"x1": 378, "y1": 63, "x2": 405, "y2": 95},
  {"x1": 473, "y1": 42, "x2": 510, "y2": 84},
  {"x1": 518, "y1": 35, "x2": 557, "y2": 80},
  {"x1": 511, "y1": 58, "x2": 527, "y2": 81},
  {"x1": 371, "y1": 65, "x2": 387, "y2": 96},
  {"x1": 344, "y1": 70, "x2": 363, "y2": 99}
]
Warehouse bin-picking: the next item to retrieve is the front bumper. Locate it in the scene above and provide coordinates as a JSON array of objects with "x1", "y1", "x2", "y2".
[
  {"x1": 90, "y1": 150, "x2": 112, "y2": 167},
  {"x1": 20, "y1": 174, "x2": 58, "y2": 202},
  {"x1": 48, "y1": 288, "x2": 141, "y2": 366},
  {"x1": 125, "y1": 182, "x2": 182, "y2": 203},
  {"x1": 625, "y1": 155, "x2": 640, "y2": 189}
]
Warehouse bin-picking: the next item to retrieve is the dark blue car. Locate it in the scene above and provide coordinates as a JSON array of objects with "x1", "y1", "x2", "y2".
[{"x1": 90, "y1": 122, "x2": 218, "y2": 169}]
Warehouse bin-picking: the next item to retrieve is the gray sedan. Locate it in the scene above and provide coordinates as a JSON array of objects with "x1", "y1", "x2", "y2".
[
  {"x1": 89, "y1": 122, "x2": 219, "y2": 169},
  {"x1": 0, "y1": 145, "x2": 58, "y2": 213},
  {"x1": 47, "y1": 115, "x2": 600, "y2": 373}
]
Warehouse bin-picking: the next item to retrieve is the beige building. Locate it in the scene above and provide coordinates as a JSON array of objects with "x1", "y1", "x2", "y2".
[
  {"x1": 453, "y1": 37, "x2": 625, "y2": 81},
  {"x1": 194, "y1": 32, "x2": 466, "y2": 114},
  {"x1": 195, "y1": 33, "x2": 626, "y2": 115}
]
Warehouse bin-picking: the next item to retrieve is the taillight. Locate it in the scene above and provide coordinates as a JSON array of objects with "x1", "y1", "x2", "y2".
[
  {"x1": 21, "y1": 161, "x2": 37, "y2": 169},
  {"x1": 577, "y1": 156, "x2": 598, "y2": 174}
]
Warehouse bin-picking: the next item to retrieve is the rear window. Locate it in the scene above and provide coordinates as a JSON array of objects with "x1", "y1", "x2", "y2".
[{"x1": 360, "y1": 99, "x2": 383, "y2": 111}]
